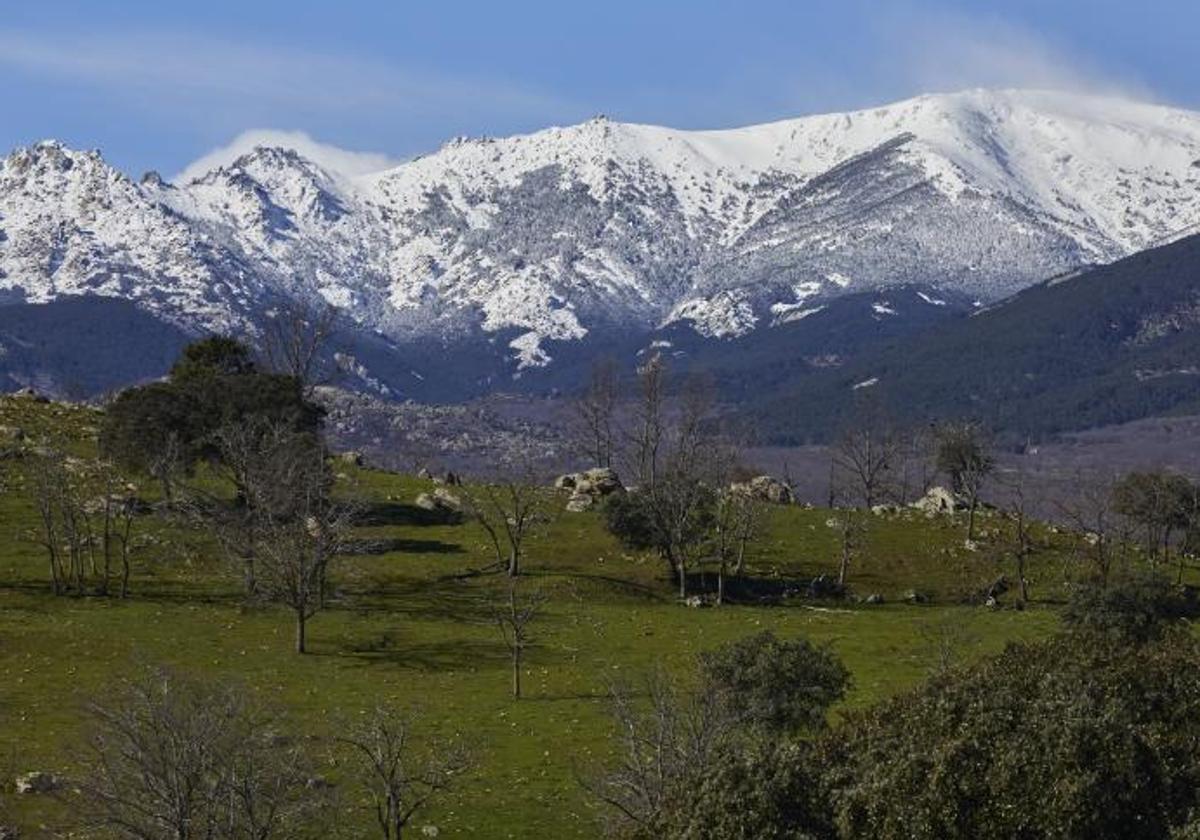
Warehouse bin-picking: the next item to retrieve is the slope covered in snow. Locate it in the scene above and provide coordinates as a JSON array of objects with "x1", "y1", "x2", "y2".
[{"x1": 2, "y1": 88, "x2": 1200, "y2": 388}]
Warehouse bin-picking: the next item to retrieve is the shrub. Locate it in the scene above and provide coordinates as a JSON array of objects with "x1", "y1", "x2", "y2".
[
  {"x1": 1062, "y1": 571, "x2": 1197, "y2": 644},
  {"x1": 699, "y1": 631, "x2": 850, "y2": 735},
  {"x1": 821, "y1": 631, "x2": 1200, "y2": 839}
]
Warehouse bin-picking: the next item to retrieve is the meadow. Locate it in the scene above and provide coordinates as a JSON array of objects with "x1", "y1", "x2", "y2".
[{"x1": 0, "y1": 394, "x2": 1072, "y2": 837}]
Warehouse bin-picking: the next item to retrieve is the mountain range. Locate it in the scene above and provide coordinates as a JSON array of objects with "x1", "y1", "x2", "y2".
[{"x1": 3, "y1": 87, "x2": 1200, "y2": 427}]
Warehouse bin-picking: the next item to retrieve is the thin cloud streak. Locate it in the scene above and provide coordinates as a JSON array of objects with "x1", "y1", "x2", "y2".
[{"x1": 0, "y1": 28, "x2": 574, "y2": 120}]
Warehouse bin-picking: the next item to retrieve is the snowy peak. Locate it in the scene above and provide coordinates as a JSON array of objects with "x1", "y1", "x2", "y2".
[{"x1": 3, "y1": 89, "x2": 1200, "y2": 383}]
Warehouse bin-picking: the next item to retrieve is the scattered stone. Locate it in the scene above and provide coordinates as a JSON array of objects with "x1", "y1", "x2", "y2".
[
  {"x1": 339, "y1": 451, "x2": 364, "y2": 467},
  {"x1": 414, "y1": 488, "x2": 464, "y2": 522},
  {"x1": 417, "y1": 467, "x2": 433, "y2": 480},
  {"x1": 554, "y1": 473, "x2": 577, "y2": 491},
  {"x1": 903, "y1": 589, "x2": 930, "y2": 605},
  {"x1": 863, "y1": 593, "x2": 885, "y2": 605},
  {"x1": 0, "y1": 824, "x2": 19, "y2": 840},
  {"x1": 871, "y1": 503, "x2": 901, "y2": 516},
  {"x1": 730, "y1": 475, "x2": 794, "y2": 505},
  {"x1": 682, "y1": 595, "x2": 706, "y2": 608},
  {"x1": 985, "y1": 596, "x2": 999, "y2": 609},
  {"x1": 14, "y1": 771, "x2": 60, "y2": 794},
  {"x1": 421, "y1": 826, "x2": 440, "y2": 838}
]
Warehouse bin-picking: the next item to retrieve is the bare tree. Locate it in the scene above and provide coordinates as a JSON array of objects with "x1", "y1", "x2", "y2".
[
  {"x1": 459, "y1": 462, "x2": 550, "y2": 578},
  {"x1": 585, "y1": 668, "x2": 734, "y2": 835},
  {"x1": 248, "y1": 434, "x2": 357, "y2": 654},
  {"x1": 573, "y1": 357, "x2": 619, "y2": 468},
  {"x1": 998, "y1": 470, "x2": 1038, "y2": 604},
  {"x1": 28, "y1": 448, "x2": 91, "y2": 595},
  {"x1": 1057, "y1": 472, "x2": 1133, "y2": 589},
  {"x1": 832, "y1": 405, "x2": 900, "y2": 509},
  {"x1": 76, "y1": 667, "x2": 326, "y2": 839},
  {"x1": 629, "y1": 354, "x2": 667, "y2": 488},
  {"x1": 935, "y1": 422, "x2": 995, "y2": 540},
  {"x1": 87, "y1": 460, "x2": 140, "y2": 598},
  {"x1": 338, "y1": 707, "x2": 473, "y2": 840},
  {"x1": 712, "y1": 480, "x2": 768, "y2": 604},
  {"x1": 491, "y1": 578, "x2": 549, "y2": 699},
  {"x1": 260, "y1": 300, "x2": 339, "y2": 393}
]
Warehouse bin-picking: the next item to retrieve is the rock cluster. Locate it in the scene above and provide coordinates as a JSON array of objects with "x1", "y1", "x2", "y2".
[
  {"x1": 730, "y1": 475, "x2": 794, "y2": 505},
  {"x1": 910, "y1": 486, "x2": 967, "y2": 514},
  {"x1": 555, "y1": 467, "x2": 624, "y2": 512}
]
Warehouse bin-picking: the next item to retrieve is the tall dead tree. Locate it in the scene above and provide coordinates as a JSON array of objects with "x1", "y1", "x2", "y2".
[
  {"x1": 573, "y1": 357, "x2": 619, "y2": 468},
  {"x1": 629, "y1": 354, "x2": 667, "y2": 488}
]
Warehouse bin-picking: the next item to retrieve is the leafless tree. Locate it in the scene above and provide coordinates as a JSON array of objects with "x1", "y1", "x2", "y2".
[
  {"x1": 338, "y1": 707, "x2": 473, "y2": 840},
  {"x1": 181, "y1": 419, "x2": 355, "y2": 651},
  {"x1": 573, "y1": 357, "x2": 619, "y2": 468},
  {"x1": 1057, "y1": 472, "x2": 1134, "y2": 589},
  {"x1": 997, "y1": 470, "x2": 1038, "y2": 603},
  {"x1": 87, "y1": 460, "x2": 140, "y2": 598},
  {"x1": 491, "y1": 578, "x2": 549, "y2": 699},
  {"x1": 585, "y1": 668, "x2": 735, "y2": 835},
  {"x1": 249, "y1": 436, "x2": 358, "y2": 654},
  {"x1": 828, "y1": 471, "x2": 868, "y2": 588},
  {"x1": 935, "y1": 421, "x2": 995, "y2": 540},
  {"x1": 28, "y1": 448, "x2": 91, "y2": 595},
  {"x1": 260, "y1": 300, "x2": 339, "y2": 393},
  {"x1": 628, "y1": 354, "x2": 667, "y2": 488},
  {"x1": 712, "y1": 481, "x2": 768, "y2": 605},
  {"x1": 831, "y1": 406, "x2": 901, "y2": 509},
  {"x1": 459, "y1": 461, "x2": 551, "y2": 578},
  {"x1": 76, "y1": 667, "x2": 326, "y2": 839}
]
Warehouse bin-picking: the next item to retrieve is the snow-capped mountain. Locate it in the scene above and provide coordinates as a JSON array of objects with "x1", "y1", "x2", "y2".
[{"x1": 3, "y1": 88, "x2": 1200, "y2": 393}]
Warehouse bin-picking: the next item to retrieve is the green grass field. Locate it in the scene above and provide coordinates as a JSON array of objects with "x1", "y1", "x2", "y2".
[{"x1": 0, "y1": 395, "x2": 1082, "y2": 836}]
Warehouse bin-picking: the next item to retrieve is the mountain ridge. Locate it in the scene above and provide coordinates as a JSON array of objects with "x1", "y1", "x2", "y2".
[{"x1": 3, "y1": 88, "x2": 1200, "y2": 395}]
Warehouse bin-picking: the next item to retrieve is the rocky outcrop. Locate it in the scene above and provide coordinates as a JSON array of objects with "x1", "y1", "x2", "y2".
[
  {"x1": 730, "y1": 475, "x2": 794, "y2": 505},
  {"x1": 556, "y1": 467, "x2": 624, "y2": 511},
  {"x1": 910, "y1": 486, "x2": 966, "y2": 514}
]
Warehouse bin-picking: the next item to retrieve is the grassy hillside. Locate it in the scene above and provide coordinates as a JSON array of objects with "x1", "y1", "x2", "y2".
[{"x1": 0, "y1": 394, "x2": 1128, "y2": 837}]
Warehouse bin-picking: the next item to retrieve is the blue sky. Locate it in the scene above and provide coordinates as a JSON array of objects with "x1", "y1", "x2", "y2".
[{"x1": 1, "y1": 0, "x2": 1196, "y2": 178}]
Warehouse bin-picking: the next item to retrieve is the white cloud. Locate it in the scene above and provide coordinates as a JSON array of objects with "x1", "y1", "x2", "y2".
[
  {"x1": 869, "y1": 8, "x2": 1159, "y2": 103},
  {"x1": 174, "y1": 130, "x2": 401, "y2": 184}
]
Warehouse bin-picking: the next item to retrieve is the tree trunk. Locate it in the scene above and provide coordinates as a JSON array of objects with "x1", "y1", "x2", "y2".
[
  {"x1": 512, "y1": 646, "x2": 522, "y2": 699},
  {"x1": 967, "y1": 498, "x2": 978, "y2": 541},
  {"x1": 243, "y1": 555, "x2": 257, "y2": 597},
  {"x1": 296, "y1": 612, "x2": 307, "y2": 654},
  {"x1": 507, "y1": 548, "x2": 519, "y2": 578},
  {"x1": 677, "y1": 560, "x2": 687, "y2": 600},
  {"x1": 717, "y1": 561, "x2": 725, "y2": 606}
]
